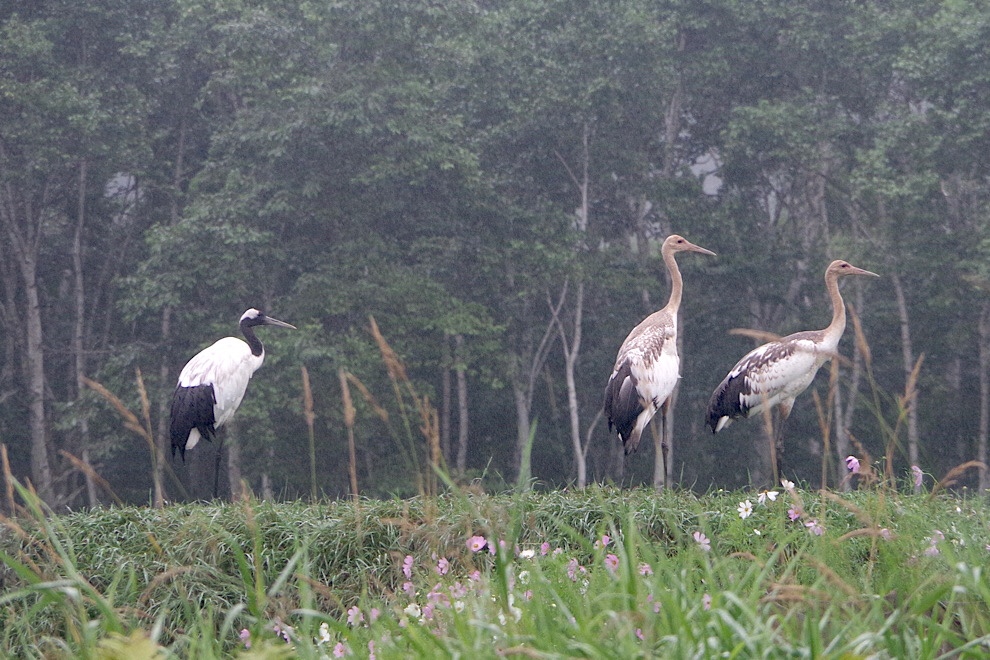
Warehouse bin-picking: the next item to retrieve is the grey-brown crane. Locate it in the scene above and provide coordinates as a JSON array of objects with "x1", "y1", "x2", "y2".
[
  {"x1": 706, "y1": 260, "x2": 878, "y2": 482},
  {"x1": 603, "y1": 235, "x2": 716, "y2": 467}
]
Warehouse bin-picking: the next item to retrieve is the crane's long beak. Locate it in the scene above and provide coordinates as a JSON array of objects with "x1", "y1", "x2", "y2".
[
  {"x1": 850, "y1": 266, "x2": 879, "y2": 278},
  {"x1": 263, "y1": 316, "x2": 297, "y2": 330},
  {"x1": 687, "y1": 242, "x2": 716, "y2": 257}
]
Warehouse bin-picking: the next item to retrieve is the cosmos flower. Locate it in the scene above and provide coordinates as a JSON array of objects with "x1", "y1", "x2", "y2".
[
  {"x1": 738, "y1": 500, "x2": 753, "y2": 519},
  {"x1": 402, "y1": 555, "x2": 414, "y2": 579},
  {"x1": 757, "y1": 490, "x2": 779, "y2": 504},
  {"x1": 693, "y1": 531, "x2": 711, "y2": 552},
  {"x1": 346, "y1": 605, "x2": 364, "y2": 627},
  {"x1": 845, "y1": 455, "x2": 861, "y2": 474},
  {"x1": 780, "y1": 479, "x2": 795, "y2": 491},
  {"x1": 911, "y1": 465, "x2": 924, "y2": 489},
  {"x1": 467, "y1": 535, "x2": 487, "y2": 553}
]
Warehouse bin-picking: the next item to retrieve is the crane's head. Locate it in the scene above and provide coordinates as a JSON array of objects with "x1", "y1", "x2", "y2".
[
  {"x1": 662, "y1": 234, "x2": 716, "y2": 258},
  {"x1": 240, "y1": 308, "x2": 297, "y2": 330},
  {"x1": 826, "y1": 260, "x2": 878, "y2": 280}
]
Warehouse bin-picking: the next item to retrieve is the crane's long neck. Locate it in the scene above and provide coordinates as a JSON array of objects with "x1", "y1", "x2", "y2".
[
  {"x1": 241, "y1": 321, "x2": 265, "y2": 357},
  {"x1": 822, "y1": 271, "x2": 847, "y2": 346},
  {"x1": 661, "y1": 246, "x2": 684, "y2": 315}
]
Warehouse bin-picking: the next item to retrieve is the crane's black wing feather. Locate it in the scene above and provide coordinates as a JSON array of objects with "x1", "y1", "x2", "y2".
[{"x1": 170, "y1": 384, "x2": 217, "y2": 461}]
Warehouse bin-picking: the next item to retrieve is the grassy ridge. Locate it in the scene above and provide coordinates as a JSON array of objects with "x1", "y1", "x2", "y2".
[{"x1": 2, "y1": 484, "x2": 990, "y2": 658}]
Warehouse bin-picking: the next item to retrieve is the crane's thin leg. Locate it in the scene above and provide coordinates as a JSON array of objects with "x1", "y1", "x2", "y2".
[
  {"x1": 760, "y1": 404, "x2": 778, "y2": 487},
  {"x1": 660, "y1": 398, "x2": 671, "y2": 489},
  {"x1": 213, "y1": 433, "x2": 224, "y2": 500}
]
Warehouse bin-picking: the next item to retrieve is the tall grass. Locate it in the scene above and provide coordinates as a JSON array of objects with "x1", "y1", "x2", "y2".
[{"x1": 2, "y1": 473, "x2": 990, "y2": 657}]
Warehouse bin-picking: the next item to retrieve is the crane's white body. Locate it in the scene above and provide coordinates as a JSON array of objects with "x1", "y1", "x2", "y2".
[
  {"x1": 176, "y1": 336, "x2": 264, "y2": 451},
  {"x1": 603, "y1": 235, "x2": 715, "y2": 455},
  {"x1": 170, "y1": 309, "x2": 294, "y2": 464},
  {"x1": 607, "y1": 312, "x2": 680, "y2": 449},
  {"x1": 709, "y1": 331, "x2": 836, "y2": 433},
  {"x1": 706, "y1": 260, "x2": 878, "y2": 485}
]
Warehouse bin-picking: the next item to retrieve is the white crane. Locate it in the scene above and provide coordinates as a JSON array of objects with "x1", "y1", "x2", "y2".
[
  {"x1": 706, "y1": 260, "x2": 878, "y2": 482},
  {"x1": 170, "y1": 309, "x2": 296, "y2": 493},
  {"x1": 603, "y1": 235, "x2": 715, "y2": 469}
]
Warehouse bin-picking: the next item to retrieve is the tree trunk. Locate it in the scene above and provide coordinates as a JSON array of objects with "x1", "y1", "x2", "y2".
[
  {"x1": 441, "y1": 334, "x2": 452, "y2": 466},
  {"x1": 154, "y1": 307, "x2": 171, "y2": 507},
  {"x1": 72, "y1": 159, "x2": 98, "y2": 508},
  {"x1": 0, "y1": 155, "x2": 54, "y2": 503},
  {"x1": 556, "y1": 281, "x2": 587, "y2": 488},
  {"x1": 512, "y1": 379, "x2": 531, "y2": 486},
  {"x1": 891, "y1": 273, "x2": 920, "y2": 491},
  {"x1": 455, "y1": 334, "x2": 469, "y2": 475},
  {"x1": 978, "y1": 303, "x2": 990, "y2": 493}
]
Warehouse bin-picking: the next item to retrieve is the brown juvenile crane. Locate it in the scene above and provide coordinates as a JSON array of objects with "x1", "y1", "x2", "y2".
[
  {"x1": 706, "y1": 260, "x2": 878, "y2": 483},
  {"x1": 603, "y1": 234, "x2": 716, "y2": 470}
]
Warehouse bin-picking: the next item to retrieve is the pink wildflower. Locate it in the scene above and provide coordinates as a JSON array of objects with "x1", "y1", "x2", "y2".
[
  {"x1": 692, "y1": 531, "x2": 711, "y2": 552},
  {"x1": 436, "y1": 557, "x2": 450, "y2": 576},
  {"x1": 346, "y1": 605, "x2": 364, "y2": 627},
  {"x1": 602, "y1": 534, "x2": 611, "y2": 547},
  {"x1": 540, "y1": 541, "x2": 550, "y2": 555},
  {"x1": 239, "y1": 629, "x2": 251, "y2": 649},
  {"x1": 368, "y1": 640, "x2": 376, "y2": 660},
  {"x1": 911, "y1": 465, "x2": 924, "y2": 488},
  {"x1": 604, "y1": 553, "x2": 619, "y2": 572},
  {"x1": 845, "y1": 455, "x2": 861, "y2": 474},
  {"x1": 805, "y1": 520, "x2": 824, "y2": 536},
  {"x1": 402, "y1": 555, "x2": 414, "y2": 579},
  {"x1": 636, "y1": 628, "x2": 645, "y2": 641},
  {"x1": 333, "y1": 642, "x2": 347, "y2": 657},
  {"x1": 702, "y1": 593, "x2": 712, "y2": 611},
  {"x1": 567, "y1": 558, "x2": 585, "y2": 581},
  {"x1": 788, "y1": 507, "x2": 802, "y2": 521},
  {"x1": 638, "y1": 562, "x2": 654, "y2": 576},
  {"x1": 369, "y1": 607, "x2": 380, "y2": 623},
  {"x1": 402, "y1": 581, "x2": 415, "y2": 598},
  {"x1": 467, "y1": 535, "x2": 487, "y2": 553}
]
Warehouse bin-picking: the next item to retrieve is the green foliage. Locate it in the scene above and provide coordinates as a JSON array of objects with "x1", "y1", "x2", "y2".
[{"x1": 3, "y1": 480, "x2": 990, "y2": 657}]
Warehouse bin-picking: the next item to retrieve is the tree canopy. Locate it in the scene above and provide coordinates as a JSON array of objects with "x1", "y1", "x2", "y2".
[{"x1": 2, "y1": 0, "x2": 989, "y2": 506}]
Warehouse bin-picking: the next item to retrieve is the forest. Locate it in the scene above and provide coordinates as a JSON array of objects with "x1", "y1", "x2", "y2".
[{"x1": 2, "y1": 0, "x2": 989, "y2": 509}]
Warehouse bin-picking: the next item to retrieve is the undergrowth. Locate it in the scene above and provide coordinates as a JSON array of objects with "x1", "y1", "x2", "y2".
[{"x1": 2, "y1": 480, "x2": 990, "y2": 658}]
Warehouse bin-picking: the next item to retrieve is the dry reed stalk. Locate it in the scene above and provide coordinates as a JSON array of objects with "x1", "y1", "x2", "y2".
[
  {"x1": 2, "y1": 444, "x2": 14, "y2": 515},
  {"x1": 848, "y1": 303, "x2": 872, "y2": 366},
  {"x1": 928, "y1": 460, "x2": 987, "y2": 500},
  {"x1": 885, "y1": 355, "x2": 923, "y2": 488},
  {"x1": 339, "y1": 368, "x2": 360, "y2": 503},
  {"x1": 367, "y1": 316, "x2": 443, "y2": 498},
  {"x1": 302, "y1": 365, "x2": 317, "y2": 501},
  {"x1": 819, "y1": 489, "x2": 875, "y2": 529},
  {"x1": 83, "y1": 369, "x2": 166, "y2": 507},
  {"x1": 343, "y1": 372, "x2": 389, "y2": 422},
  {"x1": 805, "y1": 555, "x2": 858, "y2": 597},
  {"x1": 58, "y1": 450, "x2": 125, "y2": 508}
]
